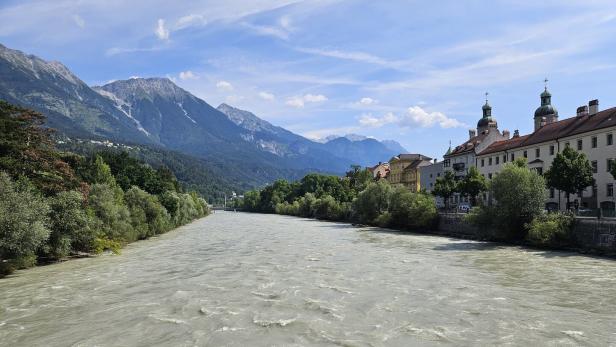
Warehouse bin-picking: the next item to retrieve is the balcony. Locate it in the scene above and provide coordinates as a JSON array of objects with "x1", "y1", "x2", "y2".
[{"x1": 452, "y1": 163, "x2": 465, "y2": 172}]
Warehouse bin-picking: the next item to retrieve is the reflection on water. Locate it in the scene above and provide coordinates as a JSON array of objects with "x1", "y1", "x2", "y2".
[{"x1": 1, "y1": 212, "x2": 615, "y2": 346}]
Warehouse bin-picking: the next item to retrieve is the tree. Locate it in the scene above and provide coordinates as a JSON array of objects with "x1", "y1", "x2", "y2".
[
  {"x1": 489, "y1": 160, "x2": 546, "y2": 238},
  {"x1": 544, "y1": 146, "x2": 594, "y2": 210},
  {"x1": 346, "y1": 165, "x2": 372, "y2": 193},
  {"x1": 389, "y1": 188, "x2": 437, "y2": 229},
  {"x1": 45, "y1": 190, "x2": 92, "y2": 259},
  {"x1": 432, "y1": 171, "x2": 458, "y2": 211},
  {"x1": 458, "y1": 166, "x2": 488, "y2": 206},
  {"x1": 351, "y1": 180, "x2": 393, "y2": 224},
  {"x1": 0, "y1": 172, "x2": 51, "y2": 276},
  {"x1": 0, "y1": 101, "x2": 78, "y2": 194}
]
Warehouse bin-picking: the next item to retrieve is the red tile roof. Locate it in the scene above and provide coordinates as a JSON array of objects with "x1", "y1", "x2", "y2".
[
  {"x1": 445, "y1": 132, "x2": 489, "y2": 157},
  {"x1": 479, "y1": 106, "x2": 616, "y2": 156}
]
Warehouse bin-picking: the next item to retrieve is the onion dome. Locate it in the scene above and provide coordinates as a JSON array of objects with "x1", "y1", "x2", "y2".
[
  {"x1": 535, "y1": 81, "x2": 558, "y2": 118},
  {"x1": 477, "y1": 95, "x2": 497, "y2": 129}
]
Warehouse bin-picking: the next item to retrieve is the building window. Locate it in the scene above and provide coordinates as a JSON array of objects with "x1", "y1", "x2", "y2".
[
  {"x1": 510, "y1": 153, "x2": 515, "y2": 161},
  {"x1": 608, "y1": 133, "x2": 613, "y2": 146},
  {"x1": 523, "y1": 150, "x2": 527, "y2": 158},
  {"x1": 495, "y1": 156, "x2": 500, "y2": 165},
  {"x1": 608, "y1": 159, "x2": 614, "y2": 172},
  {"x1": 592, "y1": 136, "x2": 597, "y2": 148},
  {"x1": 488, "y1": 173, "x2": 493, "y2": 179},
  {"x1": 549, "y1": 145, "x2": 555, "y2": 155},
  {"x1": 535, "y1": 167, "x2": 543, "y2": 175},
  {"x1": 592, "y1": 184, "x2": 597, "y2": 197},
  {"x1": 549, "y1": 188, "x2": 555, "y2": 199},
  {"x1": 481, "y1": 159, "x2": 485, "y2": 167},
  {"x1": 565, "y1": 142, "x2": 570, "y2": 148},
  {"x1": 592, "y1": 160, "x2": 598, "y2": 173},
  {"x1": 488, "y1": 157, "x2": 492, "y2": 165},
  {"x1": 577, "y1": 139, "x2": 583, "y2": 150},
  {"x1": 429, "y1": 174, "x2": 433, "y2": 178},
  {"x1": 443, "y1": 159, "x2": 450, "y2": 167},
  {"x1": 535, "y1": 148, "x2": 540, "y2": 158},
  {"x1": 503, "y1": 155, "x2": 507, "y2": 163},
  {"x1": 608, "y1": 183, "x2": 614, "y2": 197}
]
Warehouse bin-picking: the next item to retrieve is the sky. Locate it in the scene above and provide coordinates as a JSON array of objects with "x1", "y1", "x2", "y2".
[{"x1": 1, "y1": 0, "x2": 616, "y2": 159}]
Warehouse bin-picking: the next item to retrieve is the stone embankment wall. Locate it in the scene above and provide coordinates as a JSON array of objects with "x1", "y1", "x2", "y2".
[{"x1": 435, "y1": 213, "x2": 616, "y2": 253}]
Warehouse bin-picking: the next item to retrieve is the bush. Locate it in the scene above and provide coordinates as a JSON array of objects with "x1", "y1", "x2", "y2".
[
  {"x1": 45, "y1": 190, "x2": 92, "y2": 259},
  {"x1": 0, "y1": 172, "x2": 51, "y2": 276},
  {"x1": 124, "y1": 186, "x2": 172, "y2": 239},
  {"x1": 275, "y1": 201, "x2": 299, "y2": 216},
  {"x1": 388, "y1": 188, "x2": 437, "y2": 229},
  {"x1": 298, "y1": 193, "x2": 317, "y2": 218},
  {"x1": 351, "y1": 181, "x2": 392, "y2": 224},
  {"x1": 374, "y1": 212, "x2": 392, "y2": 228},
  {"x1": 313, "y1": 195, "x2": 343, "y2": 221},
  {"x1": 527, "y1": 212, "x2": 574, "y2": 247},
  {"x1": 87, "y1": 183, "x2": 133, "y2": 244},
  {"x1": 486, "y1": 160, "x2": 546, "y2": 239}
]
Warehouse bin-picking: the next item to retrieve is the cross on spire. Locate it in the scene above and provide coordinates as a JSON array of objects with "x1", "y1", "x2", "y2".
[
  {"x1": 544, "y1": 77, "x2": 549, "y2": 90},
  {"x1": 485, "y1": 92, "x2": 489, "y2": 103}
]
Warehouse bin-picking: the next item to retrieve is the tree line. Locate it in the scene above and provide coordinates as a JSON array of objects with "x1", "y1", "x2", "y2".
[
  {"x1": 239, "y1": 165, "x2": 438, "y2": 230},
  {"x1": 0, "y1": 101, "x2": 210, "y2": 277}
]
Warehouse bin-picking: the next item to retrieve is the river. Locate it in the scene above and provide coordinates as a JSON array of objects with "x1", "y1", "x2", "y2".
[{"x1": 1, "y1": 212, "x2": 615, "y2": 346}]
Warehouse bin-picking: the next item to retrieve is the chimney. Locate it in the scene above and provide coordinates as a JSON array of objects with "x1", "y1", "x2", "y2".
[
  {"x1": 469, "y1": 129, "x2": 477, "y2": 139},
  {"x1": 503, "y1": 130, "x2": 510, "y2": 139},
  {"x1": 577, "y1": 105, "x2": 588, "y2": 117},
  {"x1": 513, "y1": 130, "x2": 520, "y2": 138},
  {"x1": 433, "y1": 158, "x2": 437, "y2": 164},
  {"x1": 589, "y1": 99, "x2": 599, "y2": 115}
]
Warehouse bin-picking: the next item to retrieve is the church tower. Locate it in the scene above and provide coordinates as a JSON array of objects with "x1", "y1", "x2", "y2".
[
  {"x1": 477, "y1": 93, "x2": 498, "y2": 134},
  {"x1": 534, "y1": 79, "x2": 558, "y2": 131}
]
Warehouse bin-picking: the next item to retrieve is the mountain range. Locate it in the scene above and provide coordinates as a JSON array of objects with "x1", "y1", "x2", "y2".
[{"x1": 0, "y1": 43, "x2": 406, "y2": 190}]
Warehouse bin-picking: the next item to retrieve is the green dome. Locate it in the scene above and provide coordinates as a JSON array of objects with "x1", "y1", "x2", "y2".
[{"x1": 534, "y1": 104, "x2": 558, "y2": 118}]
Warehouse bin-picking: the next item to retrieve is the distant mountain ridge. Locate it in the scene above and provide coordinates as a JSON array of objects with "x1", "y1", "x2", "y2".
[{"x1": 0, "y1": 42, "x2": 406, "y2": 188}]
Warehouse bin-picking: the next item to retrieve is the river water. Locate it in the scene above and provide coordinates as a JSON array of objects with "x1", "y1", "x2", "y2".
[{"x1": 1, "y1": 212, "x2": 615, "y2": 346}]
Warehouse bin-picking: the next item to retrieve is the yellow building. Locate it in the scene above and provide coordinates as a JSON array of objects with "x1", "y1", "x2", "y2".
[{"x1": 387, "y1": 154, "x2": 432, "y2": 191}]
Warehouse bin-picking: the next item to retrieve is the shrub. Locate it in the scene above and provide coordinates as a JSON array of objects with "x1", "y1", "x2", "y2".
[
  {"x1": 298, "y1": 193, "x2": 317, "y2": 218},
  {"x1": 313, "y1": 195, "x2": 343, "y2": 221},
  {"x1": 351, "y1": 181, "x2": 392, "y2": 224},
  {"x1": 388, "y1": 188, "x2": 437, "y2": 229},
  {"x1": 124, "y1": 186, "x2": 172, "y2": 239},
  {"x1": 527, "y1": 212, "x2": 574, "y2": 247},
  {"x1": 0, "y1": 172, "x2": 51, "y2": 276},
  {"x1": 87, "y1": 183, "x2": 133, "y2": 243},
  {"x1": 487, "y1": 160, "x2": 546, "y2": 239},
  {"x1": 374, "y1": 212, "x2": 392, "y2": 228},
  {"x1": 45, "y1": 190, "x2": 92, "y2": 258}
]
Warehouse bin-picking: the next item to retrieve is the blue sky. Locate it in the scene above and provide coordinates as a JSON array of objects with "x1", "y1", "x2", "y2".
[{"x1": 1, "y1": 0, "x2": 616, "y2": 159}]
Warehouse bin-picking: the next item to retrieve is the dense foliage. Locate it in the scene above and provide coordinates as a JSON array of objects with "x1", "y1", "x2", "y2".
[
  {"x1": 467, "y1": 159, "x2": 546, "y2": 240},
  {"x1": 544, "y1": 146, "x2": 594, "y2": 208},
  {"x1": 526, "y1": 212, "x2": 574, "y2": 247},
  {"x1": 457, "y1": 166, "x2": 487, "y2": 206},
  {"x1": 432, "y1": 171, "x2": 457, "y2": 210},
  {"x1": 242, "y1": 168, "x2": 437, "y2": 231},
  {"x1": 0, "y1": 102, "x2": 210, "y2": 277}
]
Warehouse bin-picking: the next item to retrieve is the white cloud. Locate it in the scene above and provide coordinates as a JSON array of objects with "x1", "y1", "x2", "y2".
[
  {"x1": 286, "y1": 93, "x2": 328, "y2": 108},
  {"x1": 226, "y1": 95, "x2": 244, "y2": 104},
  {"x1": 72, "y1": 14, "x2": 85, "y2": 28},
  {"x1": 155, "y1": 18, "x2": 170, "y2": 40},
  {"x1": 179, "y1": 70, "x2": 198, "y2": 80},
  {"x1": 359, "y1": 97, "x2": 377, "y2": 106},
  {"x1": 216, "y1": 80, "x2": 234, "y2": 91},
  {"x1": 258, "y1": 91, "x2": 275, "y2": 101},
  {"x1": 359, "y1": 106, "x2": 465, "y2": 129},
  {"x1": 175, "y1": 14, "x2": 207, "y2": 30}
]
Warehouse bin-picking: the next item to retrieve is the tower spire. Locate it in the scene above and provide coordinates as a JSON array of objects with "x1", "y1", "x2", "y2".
[{"x1": 544, "y1": 77, "x2": 549, "y2": 91}]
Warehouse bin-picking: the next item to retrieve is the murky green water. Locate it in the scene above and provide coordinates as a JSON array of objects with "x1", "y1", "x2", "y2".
[{"x1": 1, "y1": 212, "x2": 615, "y2": 346}]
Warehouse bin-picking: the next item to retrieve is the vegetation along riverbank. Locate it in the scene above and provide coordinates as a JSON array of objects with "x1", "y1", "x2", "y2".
[
  {"x1": 238, "y1": 161, "x2": 614, "y2": 257},
  {"x1": 0, "y1": 101, "x2": 210, "y2": 277}
]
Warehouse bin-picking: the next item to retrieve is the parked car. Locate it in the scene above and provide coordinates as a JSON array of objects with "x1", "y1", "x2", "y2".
[{"x1": 457, "y1": 203, "x2": 471, "y2": 213}]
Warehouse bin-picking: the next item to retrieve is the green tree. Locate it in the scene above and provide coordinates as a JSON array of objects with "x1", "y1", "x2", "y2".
[
  {"x1": 242, "y1": 190, "x2": 261, "y2": 212},
  {"x1": 45, "y1": 190, "x2": 92, "y2": 259},
  {"x1": 90, "y1": 155, "x2": 117, "y2": 186},
  {"x1": 351, "y1": 180, "x2": 393, "y2": 224},
  {"x1": 0, "y1": 172, "x2": 51, "y2": 276},
  {"x1": 346, "y1": 165, "x2": 372, "y2": 193},
  {"x1": 0, "y1": 101, "x2": 78, "y2": 194},
  {"x1": 544, "y1": 146, "x2": 594, "y2": 209},
  {"x1": 489, "y1": 160, "x2": 546, "y2": 238},
  {"x1": 389, "y1": 188, "x2": 437, "y2": 229},
  {"x1": 458, "y1": 166, "x2": 488, "y2": 206},
  {"x1": 432, "y1": 171, "x2": 458, "y2": 211}
]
